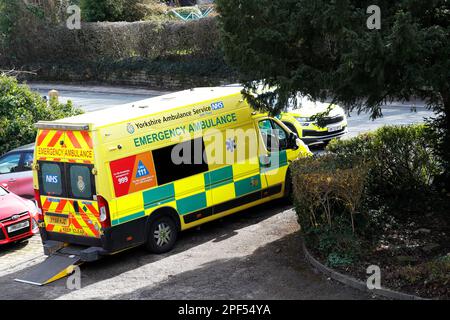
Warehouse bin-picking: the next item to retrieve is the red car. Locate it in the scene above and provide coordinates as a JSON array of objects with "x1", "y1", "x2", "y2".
[
  {"x1": 0, "y1": 186, "x2": 39, "y2": 245},
  {"x1": 0, "y1": 143, "x2": 35, "y2": 199}
]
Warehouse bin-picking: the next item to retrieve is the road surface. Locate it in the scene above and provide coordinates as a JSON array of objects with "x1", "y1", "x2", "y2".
[
  {"x1": 29, "y1": 83, "x2": 434, "y2": 134},
  {"x1": 29, "y1": 83, "x2": 171, "y2": 112},
  {"x1": 0, "y1": 202, "x2": 373, "y2": 300},
  {"x1": 0, "y1": 83, "x2": 433, "y2": 300}
]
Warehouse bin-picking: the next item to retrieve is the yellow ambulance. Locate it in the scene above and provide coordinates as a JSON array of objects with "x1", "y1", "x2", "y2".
[{"x1": 32, "y1": 86, "x2": 311, "y2": 259}]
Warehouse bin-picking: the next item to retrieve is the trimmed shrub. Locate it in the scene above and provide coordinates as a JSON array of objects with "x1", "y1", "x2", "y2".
[
  {"x1": 292, "y1": 154, "x2": 368, "y2": 266},
  {"x1": 0, "y1": 3, "x2": 231, "y2": 84},
  {"x1": 292, "y1": 154, "x2": 368, "y2": 234},
  {"x1": 6, "y1": 17, "x2": 222, "y2": 64},
  {"x1": 0, "y1": 74, "x2": 83, "y2": 155}
]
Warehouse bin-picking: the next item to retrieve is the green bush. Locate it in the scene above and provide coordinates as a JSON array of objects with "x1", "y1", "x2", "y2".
[
  {"x1": 0, "y1": 0, "x2": 19, "y2": 63},
  {"x1": 81, "y1": 0, "x2": 169, "y2": 22},
  {"x1": 306, "y1": 221, "x2": 362, "y2": 268},
  {"x1": 327, "y1": 125, "x2": 442, "y2": 205},
  {"x1": 0, "y1": 75, "x2": 83, "y2": 155},
  {"x1": 292, "y1": 126, "x2": 444, "y2": 265},
  {"x1": 81, "y1": 0, "x2": 127, "y2": 22}
]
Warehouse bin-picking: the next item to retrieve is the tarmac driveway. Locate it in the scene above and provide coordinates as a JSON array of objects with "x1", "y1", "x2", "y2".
[{"x1": 0, "y1": 201, "x2": 373, "y2": 300}]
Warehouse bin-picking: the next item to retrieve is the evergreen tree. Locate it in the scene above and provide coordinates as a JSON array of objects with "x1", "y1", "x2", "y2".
[{"x1": 216, "y1": 0, "x2": 450, "y2": 182}]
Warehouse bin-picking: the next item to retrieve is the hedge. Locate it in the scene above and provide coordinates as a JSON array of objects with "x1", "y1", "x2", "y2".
[{"x1": 5, "y1": 17, "x2": 222, "y2": 65}]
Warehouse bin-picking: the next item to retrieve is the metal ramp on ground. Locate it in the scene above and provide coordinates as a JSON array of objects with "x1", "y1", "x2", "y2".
[
  {"x1": 14, "y1": 253, "x2": 81, "y2": 286},
  {"x1": 14, "y1": 243, "x2": 104, "y2": 286}
]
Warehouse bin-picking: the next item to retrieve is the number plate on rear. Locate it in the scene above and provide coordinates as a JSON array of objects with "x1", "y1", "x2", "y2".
[{"x1": 48, "y1": 216, "x2": 69, "y2": 226}]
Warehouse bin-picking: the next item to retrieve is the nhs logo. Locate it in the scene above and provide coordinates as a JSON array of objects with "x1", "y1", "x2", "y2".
[
  {"x1": 46, "y1": 175, "x2": 59, "y2": 184},
  {"x1": 211, "y1": 101, "x2": 224, "y2": 111}
]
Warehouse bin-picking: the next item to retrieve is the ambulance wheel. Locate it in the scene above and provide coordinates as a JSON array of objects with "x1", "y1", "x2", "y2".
[{"x1": 145, "y1": 215, "x2": 178, "y2": 254}]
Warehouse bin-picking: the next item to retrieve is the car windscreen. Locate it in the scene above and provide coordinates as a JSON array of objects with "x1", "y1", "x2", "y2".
[
  {"x1": 0, "y1": 186, "x2": 8, "y2": 196},
  {"x1": 0, "y1": 153, "x2": 21, "y2": 174}
]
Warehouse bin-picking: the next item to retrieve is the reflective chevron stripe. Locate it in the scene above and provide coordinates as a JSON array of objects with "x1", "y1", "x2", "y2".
[{"x1": 36, "y1": 129, "x2": 94, "y2": 164}]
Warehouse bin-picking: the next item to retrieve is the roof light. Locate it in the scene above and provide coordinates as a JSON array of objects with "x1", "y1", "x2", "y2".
[{"x1": 35, "y1": 122, "x2": 90, "y2": 131}]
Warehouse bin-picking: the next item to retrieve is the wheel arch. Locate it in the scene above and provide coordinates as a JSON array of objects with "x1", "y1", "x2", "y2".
[{"x1": 147, "y1": 206, "x2": 181, "y2": 232}]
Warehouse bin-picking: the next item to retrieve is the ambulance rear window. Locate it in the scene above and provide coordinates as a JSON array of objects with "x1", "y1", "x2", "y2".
[
  {"x1": 68, "y1": 164, "x2": 95, "y2": 200},
  {"x1": 39, "y1": 162, "x2": 95, "y2": 200},
  {"x1": 41, "y1": 163, "x2": 63, "y2": 197}
]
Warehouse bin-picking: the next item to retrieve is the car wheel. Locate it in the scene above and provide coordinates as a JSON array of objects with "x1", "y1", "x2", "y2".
[{"x1": 145, "y1": 215, "x2": 178, "y2": 254}]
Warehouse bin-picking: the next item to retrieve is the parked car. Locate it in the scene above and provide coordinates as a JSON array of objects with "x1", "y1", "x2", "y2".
[
  {"x1": 0, "y1": 186, "x2": 39, "y2": 245},
  {"x1": 0, "y1": 143, "x2": 34, "y2": 199},
  {"x1": 278, "y1": 97, "x2": 348, "y2": 147}
]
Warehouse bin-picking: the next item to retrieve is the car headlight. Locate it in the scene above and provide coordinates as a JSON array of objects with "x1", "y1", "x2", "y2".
[
  {"x1": 31, "y1": 218, "x2": 39, "y2": 233},
  {"x1": 295, "y1": 117, "x2": 312, "y2": 126}
]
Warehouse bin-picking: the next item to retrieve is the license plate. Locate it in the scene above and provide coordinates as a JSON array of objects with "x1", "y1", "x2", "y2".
[
  {"x1": 8, "y1": 220, "x2": 30, "y2": 233},
  {"x1": 328, "y1": 125, "x2": 342, "y2": 133},
  {"x1": 48, "y1": 216, "x2": 69, "y2": 226}
]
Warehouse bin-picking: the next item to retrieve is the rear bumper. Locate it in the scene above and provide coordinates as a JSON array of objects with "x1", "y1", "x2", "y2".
[
  {"x1": 39, "y1": 216, "x2": 148, "y2": 258},
  {"x1": 42, "y1": 240, "x2": 107, "y2": 262}
]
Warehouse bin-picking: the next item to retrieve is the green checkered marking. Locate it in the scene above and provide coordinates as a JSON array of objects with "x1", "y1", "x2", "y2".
[
  {"x1": 115, "y1": 152, "x2": 287, "y2": 226},
  {"x1": 143, "y1": 183, "x2": 175, "y2": 209},
  {"x1": 234, "y1": 175, "x2": 261, "y2": 197},
  {"x1": 177, "y1": 192, "x2": 207, "y2": 215},
  {"x1": 204, "y1": 166, "x2": 233, "y2": 190},
  {"x1": 112, "y1": 210, "x2": 145, "y2": 226},
  {"x1": 279, "y1": 150, "x2": 288, "y2": 167}
]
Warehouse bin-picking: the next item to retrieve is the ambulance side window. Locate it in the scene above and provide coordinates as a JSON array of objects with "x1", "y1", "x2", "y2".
[
  {"x1": 40, "y1": 163, "x2": 64, "y2": 197},
  {"x1": 259, "y1": 119, "x2": 290, "y2": 152},
  {"x1": 152, "y1": 137, "x2": 209, "y2": 186},
  {"x1": 258, "y1": 119, "x2": 274, "y2": 151},
  {"x1": 272, "y1": 121, "x2": 289, "y2": 150}
]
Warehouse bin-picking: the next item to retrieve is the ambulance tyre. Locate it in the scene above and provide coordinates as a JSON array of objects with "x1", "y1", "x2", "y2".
[{"x1": 145, "y1": 215, "x2": 178, "y2": 254}]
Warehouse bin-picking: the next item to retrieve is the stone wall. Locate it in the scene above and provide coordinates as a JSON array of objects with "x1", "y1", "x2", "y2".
[{"x1": 19, "y1": 64, "x2": 237, "y2": 90}]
